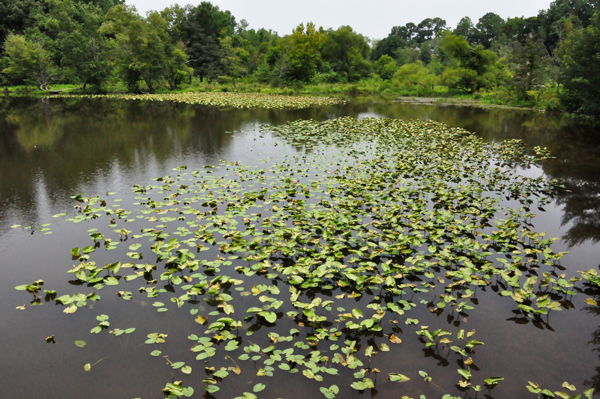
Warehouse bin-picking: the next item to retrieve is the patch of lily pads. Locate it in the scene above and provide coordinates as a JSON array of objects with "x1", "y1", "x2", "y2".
[
  {"x1": 53, "y1": 92, "x2": 346, "y2": 110},
  {"x1": 14, "y1": 117, "x2": 598, "y2": 399}
]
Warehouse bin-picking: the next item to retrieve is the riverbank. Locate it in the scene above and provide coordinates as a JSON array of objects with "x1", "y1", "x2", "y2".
[{"x1": 0, "y1": 79, "x2": 554, "y2": 113}]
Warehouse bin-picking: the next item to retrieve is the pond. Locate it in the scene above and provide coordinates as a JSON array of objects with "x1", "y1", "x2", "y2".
[{"x1": 1, "y1": 96, "x2": 599, "y2": 399}]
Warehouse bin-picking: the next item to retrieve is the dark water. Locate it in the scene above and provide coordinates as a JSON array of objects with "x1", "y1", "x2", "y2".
[{"x1": 1, "y1": 96, "x2": 600, "y2": 399}]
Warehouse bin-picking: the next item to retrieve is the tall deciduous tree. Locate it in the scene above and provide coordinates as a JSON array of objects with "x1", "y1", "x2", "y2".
[
  {"x1": 270, "y1": 22, "x2": 324, "y2": 82},
  {"x1": 102, "y1": 5, "x2": 191, "y2": 92},
  {"x1": 39, "y1": 0, "x2": 113, "y2": 90},
  {"x1": 454, "y1": 16, "x2": 475, "y2": 42},
  {"x1": 539, "y1": 0, "x2": 597, "y2": 51},
  {"x1": 558, "y1": 11, "x2": 600, "y2": 116},
  {"x1": 2, "y1": 34, "x2": 58, "y2": 89},
  {"x1": 220, "y1": 35, "x2": 249, "y2": 87},
  {"x1": 323, "y1": 26, "x2": 371, "y2": 82},
  {"x1": 438, "y1": 32, "x2": 506, "y2": 92},
  {"x1": 474, "y1": 12, "x2": 506, "y2": 48},
  {"x1": 510, "y1": 36, "x2": 552, "y2": 99},
  {"x1": 374, "y1": 55, "x2": 397, "y2": 80},
  {"x1": 0, "y1": 0, "x2": 40, "y2": 55},
  {"x1": 166, "y1": 2, "x2": 235, "y2": 80}
]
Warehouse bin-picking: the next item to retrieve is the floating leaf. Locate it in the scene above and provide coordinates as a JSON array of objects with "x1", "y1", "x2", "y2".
[
  {"x1": 458, "y1": 369, "x2": 472, "y2": 380},
  {"x1": 485, "y1": 377, "x2": 504, "y2": 385},
  {"x1": 172, "y1": 362, "x2": 185, "y2": 369},
  {"x1": 205, "y1": 385, "x2": 220, "y2": 393},
  {"x1": 389, "y1": 374, "x2": 410, "y2": 383},
  {"x1": 390, "y1": 334, "x2": 402, "y2": 344},
  {"x1": 562, "y1": 382, "x2": 576, "y2": 391},
  {"x1": 253, "y1": 383, "x2": 266, "y2": 393},
  {"x1": 585, "y1": 298, "x2": 598, "y2": 306}
]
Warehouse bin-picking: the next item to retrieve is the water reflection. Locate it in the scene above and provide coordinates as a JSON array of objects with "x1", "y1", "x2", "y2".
[
  {"x1": 2, "y1": 96, "x2": 600, "y2": 247},
  {"x1": 0, "y1": 97, "x2": 359, "y2": 229},
  {"x1": 1, "y1": 96, "x2": 600, "y2": 398},
  {"x1": 579, "y1": 282, "x2": 600, "y2": 394},
  {"x1": 368, "y1": 102, "x2": 600, "y2": 248}
]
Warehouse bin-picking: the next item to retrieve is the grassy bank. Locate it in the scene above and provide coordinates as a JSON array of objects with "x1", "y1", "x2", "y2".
[{"x1": 1, "y1": 77, "x2": 559, "y2": 112}]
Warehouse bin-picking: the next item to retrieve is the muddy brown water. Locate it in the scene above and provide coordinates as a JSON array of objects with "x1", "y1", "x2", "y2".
[{"x1": 1, "y1": 96, "x2": 599, "y2": 399}]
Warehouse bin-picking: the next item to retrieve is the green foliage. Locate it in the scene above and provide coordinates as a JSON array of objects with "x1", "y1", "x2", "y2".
[
  {"x1": 438, "y1": 33, "x2": 506, "y2": 92},
  {"x1": 454, "y1": 17, "x2": 475, "y2": 40},
  {"x1": 0, "y1": 0, "x2": 40, "y2": 55},
  {"x1": 442, "y1": 67, "x2": 479, "y2": 92},
  {"x1": 374, "y1": 55, "x2": 397, "y2": 80},
  {"x1": 540, "y1": 0, "x2": 597, "y2": 51},
  {"x1": 2, "y1": 34, "x2": 58, "y2": 89},
  {"x1": 173, "y1": 2, "x2": 237, "y2": 80},
  {"x1": 0, "y1": 0, "x2": 597, "y2": 114},
  {"x1": 393, "y1": 61, "x2": 438, "y2": 91},
  {"x1": 558, "y1": 10, "x2": 600, "y2": 116},
  {"x1": 40, "y1": 0, "x2": 112, "y2": 90},
  {"x1": 101, "y1": 5, "x2": 191, "y2": 92},
  {"x1": 220, "y1": 36, "x2": 249, "y2": 86},
  {"x1": 11, "y1": 111, "x2": 579, "y2": 398},
  {"x1": 372, "y1": 17, "x2": 446, "y2": 61},
  {"x1": 395, "y1": 47, "x2": 420, "y2": 66},
  {"x1": 323, "y1": 26, "x2": 371, "y2": 82},
  {"x1": 510, "y1": 37, "x2": 554, "y2": 100},
  {"x1": 188, "y1": 1, "x2": 235, "y2": 40},
  {"x1": 276, "y1": 23, "x2": 325, "y2": 83},
  {"x1": 473, "y1": 12, "x2": 506, "y2": 48}
]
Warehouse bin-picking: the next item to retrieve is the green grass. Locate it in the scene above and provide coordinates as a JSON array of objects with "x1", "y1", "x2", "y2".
[{"x1": 0, "y1": 77, "x2": 556, "y2": 111}]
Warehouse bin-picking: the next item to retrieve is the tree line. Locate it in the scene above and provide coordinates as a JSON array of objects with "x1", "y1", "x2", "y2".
[{"x1": 0, "y1": 0, "x2": 599, "y2": 116}]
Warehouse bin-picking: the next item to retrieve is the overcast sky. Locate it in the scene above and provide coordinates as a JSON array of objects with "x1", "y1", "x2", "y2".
[{"x1": 127, "y1": 0, "x2": 552, "y2": 40}]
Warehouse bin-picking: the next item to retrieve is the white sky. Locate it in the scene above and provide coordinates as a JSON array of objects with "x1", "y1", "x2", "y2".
[{"x1": 127, "y1": 0, "x2": 552, "y2": 40}]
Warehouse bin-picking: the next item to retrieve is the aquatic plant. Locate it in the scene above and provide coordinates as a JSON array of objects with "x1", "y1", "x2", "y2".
[
  {"x1": 53, "y1": 92, "x2": 346, "y2": 110},
  {"x1": 13, "y1": 117, "x2": 597, "y2": 398}
]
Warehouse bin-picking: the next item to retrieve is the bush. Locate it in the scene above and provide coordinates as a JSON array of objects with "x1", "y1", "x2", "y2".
[
  {"x1": 374, "y1": 55, "x2": 397, "y2": 80},
  {"x1": 393, "y1": 61, "x2": 438, "y2": 92},
  {"x1": 442, "y1": 67, "x2": 478, "y2": 92}
]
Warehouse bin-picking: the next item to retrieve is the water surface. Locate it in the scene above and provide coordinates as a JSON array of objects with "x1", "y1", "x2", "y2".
[{"x1": 1, "y1": 96, "x2": 599, "y2": 398}]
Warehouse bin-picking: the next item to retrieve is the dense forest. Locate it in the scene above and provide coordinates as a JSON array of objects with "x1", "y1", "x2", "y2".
[{"x1": 0, "y1": 0, "x2": 599, "y2": 115}]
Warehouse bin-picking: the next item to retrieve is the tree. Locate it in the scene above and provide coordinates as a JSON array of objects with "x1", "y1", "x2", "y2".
[
  {"x1": 220, "y1": 35, "x2": 248, "y2": 87},
  {"x1": 393, "y1": 61, "x2": 438, "y2": 91},
  {"x1": 102, "y1": 5, "x2": 191, "y2": 92},
  {"x1": 441, "y1": 67, "x2": 479, "y2": 92},
  {"x1": 454, "y1": 16, "x2": 475, "y2": 42},
  {"x1": 438, "y1": 32, "x2": 505, "y2": 92},
  {"x1": 558, "y1": 11, "x2": 600, "y2": 116},
  {"x1": 162, "y1": 41, "x2": 193, "y2": 90},
  {"x1": 416, "y1": 17, "x2": 447, "y2": 43},
  {"x1": 374, "y1": 55, "x2": 397, "y2": 80},
  {"x1": 371, "y1": 34, "x2": 404, "y2": 60},
  {"x1": 183, "y1": 29, "x2": 223, "y2": 80},
  {"x1": 0, "y1": 0, "x2": 41, "y2": 55},
  {"x1": 395, "y1": 47, "x2": 420, "y2": 66},
  {"x1": 539, "y1": 0, "x2": 598, "y2": 51},
  {"x1": 168, "y1": 2, "x2": 236, "y2": 81},
  {"x1": 2, "y1": 34, "x2": 58, "y2": 89},
  {"x1": 474, "y1": 12, "x2": 506, "y2": 48},
  {"x1": 39, "y1": 0, "x2": 113, "y2": 90},
  {"x1": 323, "y1": 25, "x2": 371, "y2": 82},
  {"x1": 187, "y1": 1, "x2": 235, "y2": 40},
  {"x1": 510, "y1": 36, "x2": 552, "y2": 100},
  {"x1": 273, "y1": 22, "x2": 325, "y2": 82},
  {"x1": 79, "y1": 0, "x2": 124, "y2": 13}
]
